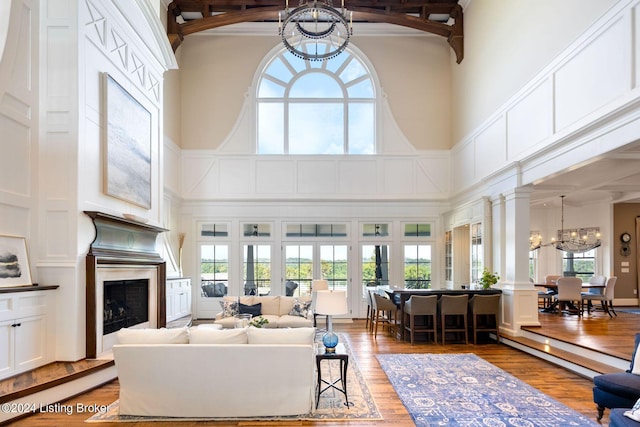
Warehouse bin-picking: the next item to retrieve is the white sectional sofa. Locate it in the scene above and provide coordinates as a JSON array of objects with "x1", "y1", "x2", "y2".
[
  {"x1": 113, "y1": 326, "x2": 317, "y2": 418},
  {"x1": 214, "y1": 295, "x2": 313, "y2": 328}
]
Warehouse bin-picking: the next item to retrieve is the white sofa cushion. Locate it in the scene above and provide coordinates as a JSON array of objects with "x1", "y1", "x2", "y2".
[
  {"x1": 247, "y1": 326, "x2": 315, "y2": 344},
  {"x1": 278, "y1": 315, "x2": 314, "y2": 328},
  {"x1": 258, "y1": 296, "x2": 280, "y2": 315},
  {"x1": 189, "y1": 327, "x2": 248, "y2": 344},
  {"x1": 117, "y1": 327, "x2": 189, "y2": 344}
]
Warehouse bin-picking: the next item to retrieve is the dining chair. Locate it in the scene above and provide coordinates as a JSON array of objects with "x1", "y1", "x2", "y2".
[
  {"x1": 438, "y1": 294, "x2": 469, "y2": 344},
  {"x1": 469, "y1": 294, "x2": 501, "y2": 344},
  {"x1": 583, "y1": 276, "x2": 617, "y2": 317},
  {"x1": 372, "y1": 293, "x2": 399, "y2": 338},
  {"x1": 539, "y1": 274, "x2": 561, "y2": 309},
  {"x1": 365, "y1": 289, "x2": 375, "y2": 332},
  {"x1": 403, "y1": 295, "x2": 438, "y2": 344},
  {"x1": 581, "y1": 275, "x2": 606, "y2": 312},
  {"x1": 554, "y1": 277, "x2": 583, "y2": 316}
]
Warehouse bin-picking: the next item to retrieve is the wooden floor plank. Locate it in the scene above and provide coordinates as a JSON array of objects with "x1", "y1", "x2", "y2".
[{"x1": 7, "y1": 309, "x2": 633, "y2": 426}]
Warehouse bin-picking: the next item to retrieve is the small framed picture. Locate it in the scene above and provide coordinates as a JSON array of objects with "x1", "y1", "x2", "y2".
[{"x1": 0, "y1": 235, "x2": 32, "y2": 287}]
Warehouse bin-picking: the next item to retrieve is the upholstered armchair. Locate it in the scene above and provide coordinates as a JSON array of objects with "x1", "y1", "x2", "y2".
[{"x1": 593, "y1": 334, "x2": 640, "y2": 421}]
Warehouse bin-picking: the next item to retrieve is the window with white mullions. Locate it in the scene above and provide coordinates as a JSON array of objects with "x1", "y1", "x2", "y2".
[
  {"x1": 200, "y1": 244, "x2": 229, "y2": 298},
  {"x1": 404, "y1": 244, "x2": 432, "y2": 289},
  {"x1": 257, "y1": 41, "x2": 376, "y2": 154},
  {"x1": 562, "y1": 249, "x2": 596, "y2": 281}
]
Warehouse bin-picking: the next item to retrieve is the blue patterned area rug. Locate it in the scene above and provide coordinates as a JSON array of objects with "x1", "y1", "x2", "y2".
[{"x1": 377, "y1": 353, "x2": 599, "y2": 427}]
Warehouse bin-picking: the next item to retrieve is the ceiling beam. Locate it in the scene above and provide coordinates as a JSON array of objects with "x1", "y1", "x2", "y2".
[{"x1": 166, "y1": 0, "x2": 464, "y2": 62}]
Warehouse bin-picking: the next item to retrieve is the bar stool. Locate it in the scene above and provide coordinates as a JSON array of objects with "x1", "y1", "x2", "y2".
[
  {"x1": 403, "y1": 295, "x2": 437, "y2": 344},
  {"x1": 468, "y1": 294, "x2": 501, "y2": 344},
  {"x1": 438, "y1": 294, "x2": 468, "y2": 344},
  {"x1": 372, "y1": 293, "x2": 399, "y2": 338}
]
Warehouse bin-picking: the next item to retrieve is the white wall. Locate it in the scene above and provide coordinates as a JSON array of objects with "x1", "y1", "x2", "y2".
[
  {"x1": 452, "y1": 0, "x2": 616, "y2": 144},
  {"x1": 451, "y1": 0, "x2": 640, "y2": 197},
  {"x1": 32, "y1": 0, "x2": 175, "y2": 361},
  {"x1": 0, "y1": 0, "x2": 37, "y2": 247},
  {"x1": 178, "y1": 29, "x2": 453, "y2": 151}
]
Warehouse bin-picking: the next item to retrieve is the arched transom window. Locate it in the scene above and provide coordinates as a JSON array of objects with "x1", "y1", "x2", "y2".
[{"x1": 257, "y1": 40, "x2": 376, "y2": 154}]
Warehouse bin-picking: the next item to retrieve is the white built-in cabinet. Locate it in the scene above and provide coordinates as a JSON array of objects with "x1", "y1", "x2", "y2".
[
  {"x1": 0, "y1": 288, "x2": 56, "y2": 380},
  {"x1": 166, "y1": 278, "x2": 192, "y2": 322}
]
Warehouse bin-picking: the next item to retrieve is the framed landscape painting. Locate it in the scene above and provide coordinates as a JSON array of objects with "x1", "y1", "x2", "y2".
[
  {"x1": 0, "y1": 235, "x2": 32, "y2": 287},
  {"x1": 103, "y1": 73, "x2": 152, "y2": 208}
]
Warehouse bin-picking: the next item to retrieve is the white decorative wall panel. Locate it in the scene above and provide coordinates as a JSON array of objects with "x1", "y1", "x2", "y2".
[
  {"x1": 218, "y1": 159, "x2": 251, "y2": 194},
  {"x1": 182, "y1": 154, "x2": 217, "y2": 196},
  {"x1": 46, "y1": 27, "x2": 73, "y2": 100},
  {"x1": 2, "y1": 92, "x2": 30, "y2": 119},
  {"x1": 163, "y1": 139, "x2": 181, "y2": 195},
  {"x1": 9, "y1": 2, "x2": 31, "y2": 93},
  {"x1": 255, "y1": 160, "x2": 295, "y2": 194},
  {"x1": 0, "y1": 115, "x2": 30, "y2": 196},
  {"x1": 182, "y1": 153, "x2": 450, "y2": 200},
  {"x1": 554, "y1": 13, "x2": 630, "y2": 131},
  {"x1": 416, "y1": 156, "x2": 449, "y2": 197},
  {"x1": 506, "y1": 79, "x2": 553, "y2": 160},
  {"x1": 42, "y1": 132, "x2": 70, "y2": 201},
  {"x1": 297, "y1": 160, "x2": 336, "y2": 194},
  {"x1": 339, "y1": 160, "x2": 377, "y2": 195},
  {"x1": 475, "y1": 117, "x2": 506, "y2": 179},
  {"x1": 451, "y1": 1, "x2": 640, "y2": 197},
  {"x1": 45, "y1": 211, "x2": 70, "y2": 258},
  {"x1": 382, "y1": 159, "x2": 415, "y2": 195},
  {"x1": 451, "y1": 142, "x2": 475, "y2": 192}
]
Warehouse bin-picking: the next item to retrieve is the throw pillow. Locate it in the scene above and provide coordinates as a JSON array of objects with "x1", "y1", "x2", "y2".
[
  {"x1": 117, "y1": 326, "x2": 189, "y2": 344},
  {"x1": 219, "y1": 300, "x2": 239, "y2": 318},
  {"x1": 239, "y1": 302, "x2": 262, "y2": 317},
  {"x1": 289, "y1": 298, "x2": 312, "y2": 318},
  {"x1": 625, "y1": 397, "x2": 640, "y2": 422},
  {"x1": 188, "y1": 328, "x2": 248, "y2": 344}
]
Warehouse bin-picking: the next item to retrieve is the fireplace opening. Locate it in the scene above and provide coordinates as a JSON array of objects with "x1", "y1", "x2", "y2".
[{"x1": 103, "y1": 279, "x2": 149, "y2": 335}]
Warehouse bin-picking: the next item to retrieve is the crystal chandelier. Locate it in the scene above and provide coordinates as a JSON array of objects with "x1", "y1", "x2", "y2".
[
  {"x1": 278, "y1": 0, "x2": 352, "y2": 61},
  {"x1": 531, "y1": 196, "x2": 602, "y2": 253}
]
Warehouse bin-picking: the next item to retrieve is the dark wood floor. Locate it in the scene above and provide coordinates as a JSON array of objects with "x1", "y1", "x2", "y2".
[{"x1": 5, "y1": 308, "x2": 639, "y2": 426}]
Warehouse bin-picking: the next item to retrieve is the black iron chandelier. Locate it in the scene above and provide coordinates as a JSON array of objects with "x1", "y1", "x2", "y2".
[
  {"x1": 278, "y1": 0, "x2": 352, "y2": 61},
  {"x1": 530, "y1": 195, "x2": 602, "y2": 253}
]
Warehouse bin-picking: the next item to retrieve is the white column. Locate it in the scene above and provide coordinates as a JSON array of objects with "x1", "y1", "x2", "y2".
[{"x1": 495, "y1": 188, "x2": 540, "y2": 335}]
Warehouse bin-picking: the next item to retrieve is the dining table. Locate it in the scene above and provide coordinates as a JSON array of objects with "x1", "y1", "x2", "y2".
[{"x1": 534, "y1": 281, "x2": 605, "y2": 313}]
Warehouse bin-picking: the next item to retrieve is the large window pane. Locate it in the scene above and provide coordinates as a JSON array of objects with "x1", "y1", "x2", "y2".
[
  {"x1": 256, "y1": 47, "x2": 376, "y2": 154},
  {"x1": 285, "y1": 245, "x2": 313, "y2": 296},
  {"x1": 200, "y1": 245, "x2": 228, "y2": 298},
  {"x1": 244, "y1": 245, "x2": 271, "y2": 296},
  {"x1": 290, "y1": 74, "x2": 343, "y2": 98},
  {"x1": 562, "y1": 249, "x2": 596, "y2": 281},
  {"x1": 263, "y1": 57, "x2": 293, "y2": 82},
  {"x1": 348, "y1": 103, "x2": 374, "y2": 154},
  {"x1": 258, "y1": 78, "x2": 286, "y2": 98},
  {"x1": 258, "y1": 103, "x2": 284, "y2": 154},
  {"x1": 340, "y1": 58, "x2": 366, "y2": 83},
  {"x1": 289, "y1": 103, "x2": 343, "y2": 154},
  {"x1": 404, "y1": 244, "x2": 431, "y2": 289},
  {"x1": 320, "y1": 245, "x2": 348, "y2": 294},
  {"x1": 362, "y1": 244, "x2": 389, "y2": 287}
]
